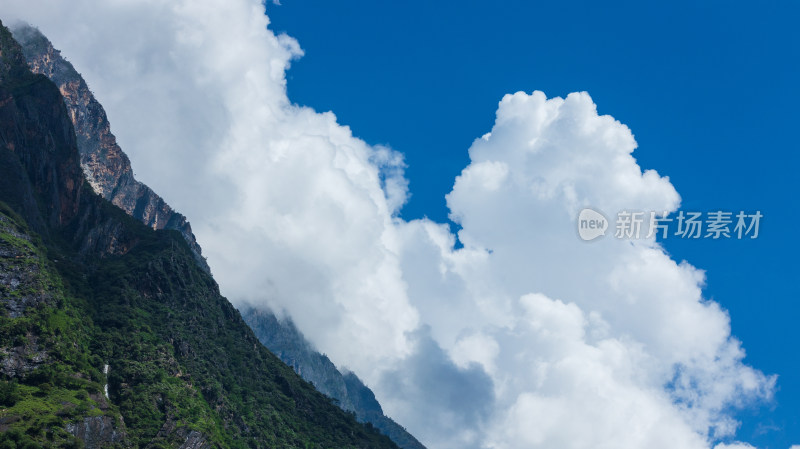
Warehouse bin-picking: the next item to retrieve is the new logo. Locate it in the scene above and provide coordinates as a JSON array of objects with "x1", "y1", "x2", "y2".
[{"x1": 577, "y1": 208, "x2": 608, "y2": 241}]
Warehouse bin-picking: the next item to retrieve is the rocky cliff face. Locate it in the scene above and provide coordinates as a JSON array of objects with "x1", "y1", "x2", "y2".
[
  {"x1": 0, "y1": 21, "x2": 400, "y2": 449},
  {"x1": 11, "y1": 24, "x2": 209, "y2": 273},
  {"x1": 243, "y1": 307, "x2": 427, "y2": 449},
  {"x1": 0, "y1": 24, "x2": 129, "y2": 444},
  {"x1": 6, "y1": 23, "x2": 425, "y2": 449}
]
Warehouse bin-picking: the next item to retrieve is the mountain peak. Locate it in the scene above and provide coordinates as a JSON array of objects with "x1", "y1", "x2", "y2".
[
  {"x1": 0, "y1": 20, "x2": 28, "y2": 82},
  {"x1": 11, "y1": 23, "x2": 210, "y2": 273}
]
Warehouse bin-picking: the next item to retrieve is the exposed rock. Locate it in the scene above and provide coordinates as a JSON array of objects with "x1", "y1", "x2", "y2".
[
  {"x1": 66, "y1": 416, "x2": 127, "y2": 449},
  {"x1": 11, "y1": 24, "x2": 210, "y2": 273},
  {"x1": 146, "y1": 415, "x2": 212, "y2": 449},
  {"x1": 0, "y1": 335, "x2": 47, "y2": 377},
  {"x1": 178, "y1": 430, "x2": 211, "y2": 449},
  {"x1": 74, "y1": 215, "x2": 135, "y2": 257}
]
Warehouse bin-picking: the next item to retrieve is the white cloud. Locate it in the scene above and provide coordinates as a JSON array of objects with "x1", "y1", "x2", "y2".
[
  {"x1": 387, "y1": 91, "x2": 774, "y2": 448},
  {"x1": 0, "y1": 2, "x2": 776, "y2": 449}
]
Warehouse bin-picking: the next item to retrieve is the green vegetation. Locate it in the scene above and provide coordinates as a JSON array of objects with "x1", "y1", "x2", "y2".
[
  {"x1": 0, "y1": 18, "x2": 399, "y2": 448},
  {"x1": 1, "y1": 188, "x2": 398, "y2": 448},
  {"x1": 0, "y1": 206, "x2": 112, "y2": 449},
  {"x1": 75, "y1": 213, "x2": 395, "y2": 447}
]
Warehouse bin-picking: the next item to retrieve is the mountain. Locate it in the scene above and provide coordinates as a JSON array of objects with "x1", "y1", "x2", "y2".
[
  {"x1": 242, "y1": 308, "x2": 426, "y2": 449},
  {"x1": 9, "y1": 24, "x2": 426, "y2": 449},
  {"x1": 0, "y1": 20, "x2": 399, "y2": 448},
  {"x1": 10, "y1": 24, "x2": 209, "y2": 274}
]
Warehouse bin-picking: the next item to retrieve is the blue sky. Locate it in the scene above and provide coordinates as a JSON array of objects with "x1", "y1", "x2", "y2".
[
  {"x1": 266, "y1": 1, "x2": 799, "y2": 447},
  {"x1": 4, "y1": 0, "x2": 794, "y2": 446}
]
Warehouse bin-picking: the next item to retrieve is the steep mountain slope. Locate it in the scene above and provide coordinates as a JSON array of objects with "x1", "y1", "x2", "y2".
[
  {"x1": 9, "y1": 23, "x2": 426, "y2": 449},
  {"x1": 242, "y1": 308, "x2": 426, "y2": 449},
  {"x1": 10, "y1": 24, "x2": 209, "y2": 273},
  {"x1": 0, "y1": 203, "x2": 128, "y2": 448},
  {"x1": 0, "y1": 20, "x2": 398, "y2": 449}
]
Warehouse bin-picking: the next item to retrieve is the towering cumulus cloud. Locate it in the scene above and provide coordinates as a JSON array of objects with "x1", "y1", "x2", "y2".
[
  {"x1": 0, "y1": 1, "x2": 775, "y2": 448},
  {"x1": 393, "y1": 92, "x2": 774, "y2": 448}
]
